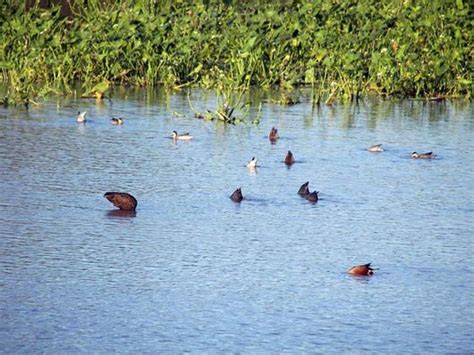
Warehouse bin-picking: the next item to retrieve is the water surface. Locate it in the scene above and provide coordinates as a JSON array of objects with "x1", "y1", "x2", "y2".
[{"x1": 0, "y1": 91, "x2": 473, "y2": 353}]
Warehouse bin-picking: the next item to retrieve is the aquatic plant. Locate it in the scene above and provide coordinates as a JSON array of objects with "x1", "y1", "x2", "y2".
[
  {"x1": 189, "y1": 88, "x2": 257, "y2": 124},
  {"x1": 0, "y1": 0, "x2": 472, "y2": 104}
]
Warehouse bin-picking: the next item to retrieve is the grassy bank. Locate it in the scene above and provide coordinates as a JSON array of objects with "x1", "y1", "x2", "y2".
[{"x1": 1, "y1": 0, "x2": 472, "y2": 102}]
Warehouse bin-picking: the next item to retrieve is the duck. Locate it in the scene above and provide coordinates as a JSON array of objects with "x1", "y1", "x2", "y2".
[
  {"x1": 411, "y1": 151, "x2": 435, "y2": 159},
  {"x1": 306, "y1": 190, "x2": 319, "y2": 203},
  {"x1": 268, "y1": 127, "x2": 279, "y2": 142},
  {"x1": 111, "y1": 117, "x2": 124, "y2": 125},
  {"x1": 230, "y1": 188, "x2": 243, "y2": 203},
  {"x1": 368, "y1": 144, "x2": 384, "y2": 152},
  {"x1": 347, "y1": 263, "x2": 376, "y2": 276},
  {"x1": 172, "y1": 130, "x2": 193, "y2": 140},
  {"x1": 76, "y1": 111, "x2": 87, "y2": 123},
  {"x1": 298, "y1": 181, "x2": 310, "y2": 196},
  {"x1": 104, "y1": 192, "x2": 137, "y2": 211},
  {"x1": 284, "y1": 150, "x2": 295, "y2": 165},
  {"x1": 247, "y1": 157, "x2": 258, "y2": 168}
]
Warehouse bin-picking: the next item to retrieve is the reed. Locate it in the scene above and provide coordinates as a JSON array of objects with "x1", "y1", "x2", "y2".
[{"x1": 1, "y1": 0, "x2": 472, "y2": 105}]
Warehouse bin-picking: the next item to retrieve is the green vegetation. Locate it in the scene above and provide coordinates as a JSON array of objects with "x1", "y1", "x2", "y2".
[{"x1": 1, "y1": 0, "x2": 472, "y2": 104}]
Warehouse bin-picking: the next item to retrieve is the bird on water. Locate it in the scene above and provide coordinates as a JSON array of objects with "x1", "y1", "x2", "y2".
[
  {"x1": 285, "y1": 150, "x2": 295, "y2": 166},
  {"x1": 111, "y1": 117, "x2": 124, "y2": 125},
  {"x1": 247, "y1": 157, "x2": 258, "y2": 168},
  {"x1": 172, "y1": 131, "x2": 193, "y2": 140},
  {"x1": 347, "y1": 263, "x2": 376, "y2": 276},
  {"x1": 268, "y1": 127, "x2": 279, "y2": 142},
  {"x1": 298, "y1": 181, "x2": 310, "y2": 196},
  {"x1": 76, "y1": 111, "x2": 87, "y2": 123},
  {"x1": 230, "y1": 188, "x2": 243, "y2": 203},
  {"x1": 411, "y1": 151, "x2": 435, "y2": 159},
  {"x1": 104, "y1": 192, "x2": 137, "y2": 211},
  {"x1": 306, "y1": 190, "x2": 319, "y2": 203},
  {"x1": 368, "y1": 144, "x2": 384, "y2": 152}
]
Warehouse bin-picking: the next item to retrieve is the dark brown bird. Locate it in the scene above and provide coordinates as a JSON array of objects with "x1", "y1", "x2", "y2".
[
  {"x1": 230, "y1": 188, "x2": 243, "y2": 203},
  {"x1": 285, "y1": 150, "x2": 295, "y2": 165},
  {"x1": 306, "y1": 190, "x2": 319, "y2": 203},
  {"x1": 298, "y1": 181, "x2": 310, "y2": 196},
  {"x1": 268, "y1": 127, "x2": 279, "y2": 142},
  {"x1": 347, "y1": 263, "x2": 376, "y2": 276},
  {"x1": 104, "y1": 192, "x2": 138, "y2": 211}
]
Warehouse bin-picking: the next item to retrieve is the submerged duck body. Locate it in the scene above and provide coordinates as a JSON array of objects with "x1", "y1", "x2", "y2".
[
  {"x1": 104, "y1": 192, "x2": 138, "y2": 211},
  {"x1": 268, "y1": 127, "x2": 279, "y2": 142},
  {"x1": 230, "y1": 188, "x2": 243, "y2": 203},
  {"x1": 306, "y1": 190, "x2": 319, "y2": 203},
  {"x1": 285, "y1": 150, "x2": 295, "y2": 165},
  {"x1": 172, "y1": 130, "x2": 193, "y2": 140},
  {"x1": 247, "y1": 157, "x2": 258, "y2": 168},
  {"x1": 76, "y1": 111, "x2": 87, "y2": 123},
  {"x1": 348, "y1": 263, "x2": 375, "y2": 276},
  {"x1": 368, "y1": 144, "x2": 384, "y2": 152},
  {"x1": 411, "y1": 151, "x2": 435, "y2": 159},
  {"x1": 111, "y1": 117, "x2": 124, "y2": 125},
  {"x1": 298, "y1": 182, "x2": 310, "y2": 196}
]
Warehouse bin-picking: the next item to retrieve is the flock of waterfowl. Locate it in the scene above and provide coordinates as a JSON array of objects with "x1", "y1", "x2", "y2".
[{"x1": 77, "y1": 111, "x2": 437, "y2": 277}]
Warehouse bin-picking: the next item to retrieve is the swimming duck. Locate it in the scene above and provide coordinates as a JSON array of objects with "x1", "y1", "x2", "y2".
[
  {"x1": 411, "y1": 151, "x2": 435, "y2": 159},
  {"x1": 368, "y1": 144, "x2": 384, "y2": 152},
  {"x1": 285, "y1": 150, "x2": 295, "y2": 165},
  {"x1": 111, "y1": 117, "x2": 124, "y2": 125},
  {"x1": 172, "y1": 130, "x2": 193, "y2": 140},
  {"x1": 247, "y1": 157, "x2": 258, "y2": 168},
  {"x1": 347, "y1": 263, "x2": 376, "y2": 276},
  {"x1": 230, "y1": 188, "x2": 243, "y2": 203},
  {"x1": 298, "y1": 181, "x2": 310, "y2": 196},
  {"x1": 76, "y1": 111, "x2": 87, "y2": 123},
  {"x1": 104, "y1": 192, "x2": 137, "y2": 211},
  {"x1": 268, "y1": 127, "x2": 279, "y2": 142},
  {"x1": 306, "y1": 190, "x2": 319, "y2": 203}
]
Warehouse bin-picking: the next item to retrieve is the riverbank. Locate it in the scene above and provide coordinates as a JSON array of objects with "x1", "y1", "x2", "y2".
[{"x1": 1, "y1": 0, "x2": 472, "y2": 102}]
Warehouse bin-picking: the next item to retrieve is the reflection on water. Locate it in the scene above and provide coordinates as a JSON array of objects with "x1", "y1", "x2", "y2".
[
  {"x1": 106, "y1": 210, "x2": 137, "y2": 218},
  {"x1": 0, "y1": 89, "x2": 473, "y2": 353}
]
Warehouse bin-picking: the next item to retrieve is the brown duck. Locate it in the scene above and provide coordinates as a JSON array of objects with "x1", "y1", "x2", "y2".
[
  {"x1": 104, "y1": 192, "x2": 138, "y2": 211},
  {"x1": 268, "y1": 127, "x2": 279, "y2": 142},
  {"x1": 306, "y1": 190, "x2": 319, "y2": 203},
  {"x1": 285, "y1": 150, "x2": 295, "y2": 165},
  {"x1": 298, "y1": 182, "x2": 310, "y2": 196},
  {"x1": 347, "y1": 263, "x2": 376, "y2": 276},
  {"x1": 230, "y1": 188, "x2": 243, "y2": 203}
]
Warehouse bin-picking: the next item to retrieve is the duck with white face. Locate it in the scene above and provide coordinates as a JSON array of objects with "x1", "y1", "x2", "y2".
[
  {"x1": 411, "y1": 151, "x2": 436, "y2": 159},
  {"x1": 76, "y1": 111, "x2": 87, "y2": 123},
  {"x1": 111, "y1": 117, "x2": 124, "y2": 125},
  {"x1": 368, "y1": 144, "x2": 384, "y2": 152},
  {"x1": 172, "y1": 131, "x2": 193, "y2": 140},
  {"x1": 247, "y1": 157, "x2": 258, "y2": 169}
]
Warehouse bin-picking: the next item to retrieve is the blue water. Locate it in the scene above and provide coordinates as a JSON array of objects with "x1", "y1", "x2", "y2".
[{"x1": 0, "y1": 91, "x2": 473, "y2": 353}]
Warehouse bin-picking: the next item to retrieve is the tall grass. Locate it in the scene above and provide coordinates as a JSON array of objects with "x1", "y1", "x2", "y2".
[{"x1": 1, "y1": 0, "x2": 472, "y2": 102}]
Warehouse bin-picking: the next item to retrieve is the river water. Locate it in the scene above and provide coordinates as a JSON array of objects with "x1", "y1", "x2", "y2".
[{"x1": 0, "y1": 89, "x2": 472, "y2": 353}]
